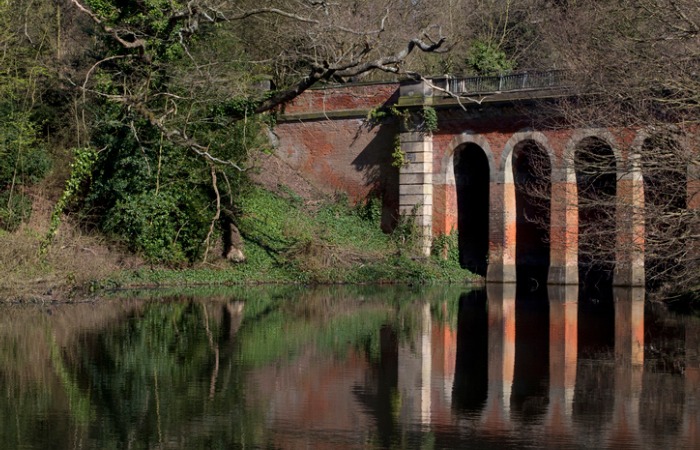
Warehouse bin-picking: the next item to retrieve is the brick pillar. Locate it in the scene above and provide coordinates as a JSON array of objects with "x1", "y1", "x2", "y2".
[
  {"x1": 487, "y1": 177, "x2": 517, "y2": 283},
  {"x1": 614, "y1": 159, "x2": 645, "y2": 286},
  {"x1": 399, "y1": 131, "x2": 433, "y2": 256},
  {"x1": 548, "y1": 168, "x2": 579, "y2": 285}
]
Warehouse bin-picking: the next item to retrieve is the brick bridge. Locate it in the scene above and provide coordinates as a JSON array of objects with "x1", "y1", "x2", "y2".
[{"x1": 273, "y1": 72, "x2": 698, "y2": 286}]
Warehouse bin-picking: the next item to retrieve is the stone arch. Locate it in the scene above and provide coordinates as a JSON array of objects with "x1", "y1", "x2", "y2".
[
  {"x1": 500, "y1": 130, "x2": 556, "y2": 182},
  {"x1": 631, "y1": 127, "x2": 695, "y2": 183},
  {"x1": 564, "y1": 129, "x2": 622, "y2": 176},
  {"x1": 634, "y1": 129, "x2": 690, "y2": 289},
  {"x1": 443, "y1": 132, "x2": 496, "y2": 185},
  {"x1": 568, "y1": 129, "x2": 620, "y2": 285},
  {"x1": 445, "y1": 132, "x2": 493, "y2": 276},
  {"x1": 501, "y1": 130, "x2": 555, "y2": 285}
]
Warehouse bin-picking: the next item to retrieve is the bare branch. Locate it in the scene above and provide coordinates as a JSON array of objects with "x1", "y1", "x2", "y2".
[
  {"x1": 69, "y1": 0, "x2": 147, "y2": 50},
  {"x1": 203, "y1": 163, "x2": 221, "y2": 263},
  {"x1": 125, "y1": 97, "x2": 243, "y2": 171},
  {"x1": 229, "y1": 8, "x2": 319, "y2": 24}
]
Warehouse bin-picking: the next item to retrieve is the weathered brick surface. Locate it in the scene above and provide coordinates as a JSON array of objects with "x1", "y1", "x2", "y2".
[
  {"x1": 281, "y1": 83, "x2": 400, "y2": 115},
  {"x1": 274, "y1": 118, "x2": 399, "y2": 203},
  {"x1": 276, "y1": 81, "x2": 696, "y2": 285}
]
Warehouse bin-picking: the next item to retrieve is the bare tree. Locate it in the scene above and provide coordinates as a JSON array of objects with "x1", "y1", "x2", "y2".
[
  {"x1": 534, "y1": 0, "x2": 700, "y2": 295},
  {"x1": 57, "y1": 0, "x2": 449, "y2": 261}
]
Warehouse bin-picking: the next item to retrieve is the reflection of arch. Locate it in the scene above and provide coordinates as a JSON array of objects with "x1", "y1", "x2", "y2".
[
  {"x1": 502, "y1": 131, "x2": 554, "y2": 285},
  {"x1": 453, "y1": 290, "x2": 488, "y2": 414}
]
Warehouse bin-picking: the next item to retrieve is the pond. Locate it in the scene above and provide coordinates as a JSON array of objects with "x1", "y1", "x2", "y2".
[{"x1": 0, "y1": 284, "x2": 697, "y2": 449}]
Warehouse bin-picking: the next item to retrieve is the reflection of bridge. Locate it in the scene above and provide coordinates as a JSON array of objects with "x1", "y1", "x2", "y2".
[
  {"x1": 275, "y1": 74, "x2": 699, "y2": 286},
  {"x1": 255, "y1": 288, "x2": 699, "y2": 449},
  {"x1": 398, "y1": 287, "x2": 697, "y2": 449},
  {"x1": 407, "y1": 286, "x2": 648, "y2": 447}
]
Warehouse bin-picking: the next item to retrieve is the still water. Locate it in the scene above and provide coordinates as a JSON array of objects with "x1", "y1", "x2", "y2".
[{"x1": 0, "y1": 284, "x2": 697, "y2": 449}]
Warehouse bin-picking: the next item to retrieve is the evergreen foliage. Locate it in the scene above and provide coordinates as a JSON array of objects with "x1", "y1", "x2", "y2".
[{"x1": 465, "y1": 40, "x2": 515, "y2": 75}]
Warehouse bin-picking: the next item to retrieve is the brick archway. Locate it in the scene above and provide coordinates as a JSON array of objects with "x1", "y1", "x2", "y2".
[
  {"x1": 500, "y1": 131, "x2": 556, "y2": 284},
  {"x1": 436, "y1": 133, "x2": 495, "y2": 275}
]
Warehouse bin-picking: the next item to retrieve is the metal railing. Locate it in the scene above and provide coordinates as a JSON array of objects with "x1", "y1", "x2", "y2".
[{"x1": 432, "y1": 70, "x2": 569, "y2": 96}]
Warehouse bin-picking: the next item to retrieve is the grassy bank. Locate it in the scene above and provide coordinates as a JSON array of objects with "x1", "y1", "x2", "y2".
[
  {"x1": 0, "y1": 184, "x2": 476, "y2": 301},
  {"x1": 109, "y1": 186, "x2": 476, "y2": 288}
]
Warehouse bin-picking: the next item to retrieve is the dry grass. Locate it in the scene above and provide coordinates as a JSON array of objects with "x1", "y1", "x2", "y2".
[{"x1": 0, "y1": 215, "x2": 143, "y2": 301}]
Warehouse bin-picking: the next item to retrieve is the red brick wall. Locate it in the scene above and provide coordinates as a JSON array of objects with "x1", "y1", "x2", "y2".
[
  {"x1": 274, "y1": 119, "x2": 397, "y2": 202},
  {"x1": 281, "y1": 82, "x2": 400, "y2": 115},
  {"x1": 276, "y1": 82, "x2": 697, "y2": 250}
]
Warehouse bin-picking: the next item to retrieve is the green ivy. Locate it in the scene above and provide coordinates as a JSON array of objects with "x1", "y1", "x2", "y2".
[
  {"x1": 365, "y1": 105, "x2": 407, "y2": 129},
  {"x1": 391, "y1": 136, "x2": 407, "y2": 168},
  {"x1": 41, "y1": 147, "x2": 98, "y2": 254},
  {"x1": 421, "y1": 106, "x2": 438, "y2": 134}
]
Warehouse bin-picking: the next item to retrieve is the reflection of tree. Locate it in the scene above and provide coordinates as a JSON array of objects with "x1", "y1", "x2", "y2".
[
  {"x1": 67, "y1": 301, "x2": 259, "y2": 448},
  {"x1": 235, "y1": 285, "x2": 448, "y2": 367},
  {"x1": 70, "y1": 291, "x2": 429, "y2": 447},
  {"x1": 0, "y1": 286, "x2": 464, "y2": 448},
  {"x1": 353, "y1": 325, "x2": 400, "y2": 449}
]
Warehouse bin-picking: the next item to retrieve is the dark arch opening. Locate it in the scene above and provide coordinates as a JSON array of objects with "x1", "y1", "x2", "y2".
[
  {"x1": 513, "y1": 140, "x2": 551, "y2": 287},
  {"x1": 575, "y1": 137, "x2": 617, "y2": 286},
  {"x1": 454, "y1": 143, "x2": 490, "y2": 276},
  {"x1": 641, "y1": 136, "x2": 688, "y2": 291}
]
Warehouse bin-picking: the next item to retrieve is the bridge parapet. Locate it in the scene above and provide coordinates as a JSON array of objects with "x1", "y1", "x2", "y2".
[
  {"x1": 434, "y1": 70, "x2": 570, "y2": 96},
  {"x1": 398, "y1": 70, "x2": 572, "y2": 108}
]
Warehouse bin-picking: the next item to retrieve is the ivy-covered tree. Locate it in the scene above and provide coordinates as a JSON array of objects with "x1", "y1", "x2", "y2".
[{"x1": 51, "y1": 0, "x2": 448, "y2": 263}]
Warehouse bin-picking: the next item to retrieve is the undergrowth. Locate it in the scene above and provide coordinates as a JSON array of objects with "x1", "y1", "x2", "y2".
[
  {"x1": 110, "y1": 186, "x2": 475, "y2": 289},
  {"x1": 1, "y1": 184, "x2": 475, "y2": 300}
]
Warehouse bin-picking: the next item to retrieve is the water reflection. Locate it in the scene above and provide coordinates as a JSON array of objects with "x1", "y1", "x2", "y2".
[
  {"x1": 0, "y1": 285, "x2": 697, "y2": 449},
  {"x1": 452, "y1": 290, "x2": 488, "y2": 414}
]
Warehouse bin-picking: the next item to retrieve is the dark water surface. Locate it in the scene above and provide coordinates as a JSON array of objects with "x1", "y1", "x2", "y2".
[{"x1": 0, "y1": 284, "x2": 697, "y2": 449}]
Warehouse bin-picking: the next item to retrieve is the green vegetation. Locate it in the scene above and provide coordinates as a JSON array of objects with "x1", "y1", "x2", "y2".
[
  {"x1": 421, "y1": 106, "x2": 439, "y2": 133},
  {"x1": 0, "y1": 1, "x2": 52, "y2": 233},
  {"x1": 107, "y1": 186, "x2": 474, "y2": 289},
  {"x1": 41, "y1": 147, "x2": 98, "y2": 254},
  {"x1": 465, "y1": 40, "x2": 515, "y2": 75}
]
